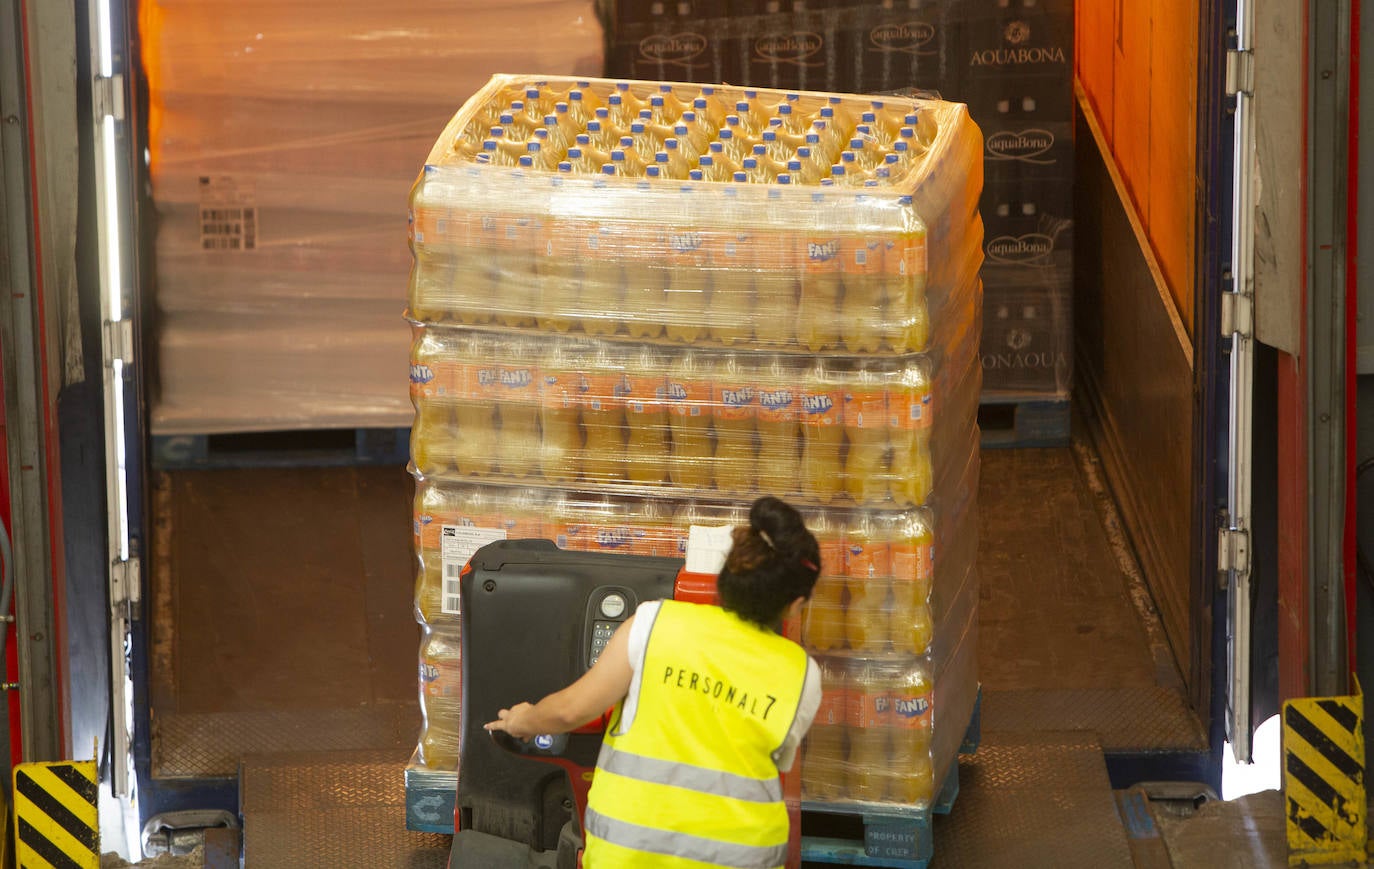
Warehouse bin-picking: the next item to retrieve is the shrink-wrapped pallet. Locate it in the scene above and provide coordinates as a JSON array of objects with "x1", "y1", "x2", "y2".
[
  {"x1": 139, "y1": 1, "x2": 603, "y2": 433},
  {"x1": 406, "y1": 75, "x2": 982, "y2": 811}
]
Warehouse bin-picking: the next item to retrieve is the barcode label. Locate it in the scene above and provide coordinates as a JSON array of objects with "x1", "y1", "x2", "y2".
[
  {"x1": 439, "y1": 524, "x2": 507, "y2": 615},
  {"x1": 198, "y1": 176, "x2": 258, "y2": 251}
]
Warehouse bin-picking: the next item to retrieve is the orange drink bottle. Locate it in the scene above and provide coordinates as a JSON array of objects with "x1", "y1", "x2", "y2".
[
  {"x1": 843, "y1": 511, "x2": 893, "y2": 655},
  {"x1": 451, "y1": 332, "x2": 499, "y2": 477},
  {"x1": 580, "y1": 342, "x2": 629, "y2": 485},
  {"x1": 754, "y1": 354, "x2": 802, "y2": 497},
  {"x1": 710, "y1": 352, "x2": 758, "y2": 497},
  {"x1": 624, "y1": 345, "x2": 671, "y2": 486},
  {"x1": 801, "y1": 656, "x2": 850, "y2": 801},
  {"x1": 665, "y1": 350, "x2": 714, "y2": 490},
  {"x1": 798, "y1": 194, "x2": 843, "y2": 351},
  {"x1": 494, "y1": 336, "x2": 542, "y2": 478},
  {"x1": 888, "y1": 362, "x2": 934, "y2": 506},
  {"x1": 799, "y1": 358, "x2": 845, "y2": 502},
  {"x1": 842, "y1": 359, "x2": 892, "y2": 504},
  {"x1": 840, "y1": 217, "x2": 888, "y2": 352},
  {"x1": 539, "y1": 339, "x2": 587, "y2": 484}
]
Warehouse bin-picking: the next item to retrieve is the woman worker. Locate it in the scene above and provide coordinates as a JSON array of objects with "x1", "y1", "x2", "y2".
[{"x1": 486, "y1": 495, "x2": 824, "y2": 868}]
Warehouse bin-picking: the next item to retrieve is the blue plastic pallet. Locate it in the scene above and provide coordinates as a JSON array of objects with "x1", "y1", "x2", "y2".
[
  {"x1": 152, "y1": 427, "x2": 410, "y2": 470},
  {"x1": 978, "y1": 397, "x2": 1071, "y2": 449},
  {"x1": 800, "y1": 689, "x2": 981, "y2": 868}
]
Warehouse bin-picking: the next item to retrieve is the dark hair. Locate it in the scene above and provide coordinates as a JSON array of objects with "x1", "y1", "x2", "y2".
[{"x1": 717, "y1": 496, "x2": 822, "y2": 629}]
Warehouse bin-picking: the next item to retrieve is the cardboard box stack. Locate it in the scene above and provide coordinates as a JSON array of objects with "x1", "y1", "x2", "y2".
[
  {"x1": 407, "y1": 73, "x2": 983, "y2": 809},
  {"x1": 140, "y1": 0, "x2": 603, "y2": 434},
  {"x1": 604, "y1": 0, "x2": 1073, "y2": 400}
]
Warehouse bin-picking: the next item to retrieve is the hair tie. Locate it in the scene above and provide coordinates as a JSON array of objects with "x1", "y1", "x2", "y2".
[
  {"x1": 801, "y1": 558, "x2": 818, "y2": 572},
  {"x1": 757, "y1": 529, "x2": 776, "y2": 550}
]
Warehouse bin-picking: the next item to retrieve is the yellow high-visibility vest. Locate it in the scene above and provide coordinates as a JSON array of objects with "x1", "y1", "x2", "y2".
[{"x1": 583, "y1": 600, "x2": 809, "y2": 869}]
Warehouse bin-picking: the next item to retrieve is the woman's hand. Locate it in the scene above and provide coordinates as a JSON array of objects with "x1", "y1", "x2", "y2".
[{"x1": 485, "y1": 702, "x2": 538, "y2": 740}]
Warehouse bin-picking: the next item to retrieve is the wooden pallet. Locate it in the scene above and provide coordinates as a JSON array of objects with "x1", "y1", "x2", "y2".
[
  {"x1": 979, "y1": 397, "x2": 1072, "y2": 449},
  {"x1": 152, "y1": 427, "x2": 410, "y2": 470}
]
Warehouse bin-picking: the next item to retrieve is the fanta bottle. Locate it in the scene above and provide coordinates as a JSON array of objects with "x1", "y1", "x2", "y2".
[
  {"x1": 799, "y1": 358, "x2": 845, "y2": 502},
  {"x1": 717, "y1": 127, "x2": 750, "y2": 166},
  {"x1": 419, "y1": 625, "x2": 463, "y2": 770},
  {"x1": 843, "y1": 360, "x2": 891, "y2": 504},
  {"x1": 413, "y1": 482, "x2": 461, "y2": 625},
  {"x1": 494, "y1": 337, "x2": 541, "y2": 478},
  {"x1": 844, "y1": 512, "x2": 892, "y2": 654},
  {"x1": 492, "y1": 207, "x2": 538, "y2": 328},
  {"x1": 621, "y1": 217, "x2": 667, "y2": 340},
  {"x1": 801, "y1": 508, "x2": 848, "y2": 652},
  {"x1": 665, "y1": 350, "x2": 714, "y2": 490},
  {"x1": 886, "y1": 511, "x2": 935, "y2": 655},
  {"x1": 887, "y1": 362, "x2": 934, "y2": 506},
  {"x1": 889, "y1": 195, "x2": 929, "y2": 352},
  {"x1": 534, "y1": 177, "x2": 581, "y2": 333},
  {"x1": 581, "y1": 343, "x2": 629, "y2": 485},
  {"x1": 409, "y1": 333, "x2": 458, "y2": 477},
  {"x1": 845, "y1": 657, "x2": 889, "y2": 801},
  {"x1": 580, "y1": 204, "x2": 626, "y2": 337},
  {"x1": 623, "y1": 345, "x2": 670, "y2": 485},
  {"x1": 754, "y1": 354, "x2": 801, "y2": 497},
  {"x1": 452, "y1": 332, "x2": 499, "y2": 476},
  {"x1": 664, "y1": 206, "x2": 710, "y2": 344},
  {"x1": 752, "y1": 190, "x2": 799, "y2": 347},
  {"x1": 540, "y1": 339, "x2": 587, "y2": 483},
  {"x1": 802, "y1": 657, "x2": 849, "y2": 800},
  {"x1": 711, "y1": 352, "x2": 758, "y2": 496},
  {"x1": 707, "y1": 188, "x2": 754, "y2": 346},
  {"x1": 798, "y1": 194, "x2": 843, "y2": 350},
  {"x1": 886, "y1": 664, "x2": 935, "y2": 805},
  {"x1": 503, "y1": 485, "x2": 546, "y2": 544},
  {"x1": 840, "y1": 220, "x2": 887, "y2": 352},
  {"x1": 631, "y1": 496, "x2": 678, "y2": 557}
]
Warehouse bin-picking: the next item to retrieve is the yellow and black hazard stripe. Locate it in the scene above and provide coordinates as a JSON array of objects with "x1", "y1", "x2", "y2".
[
  {"x1": 13, "y1": 760, "x2": 99, "y2": 869},
  {"x1": 1283, "y1": 685, "x2": 1366, "y2": 864}
]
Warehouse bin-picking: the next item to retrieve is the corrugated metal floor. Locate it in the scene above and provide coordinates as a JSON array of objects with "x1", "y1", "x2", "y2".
[{"x1": 162, "y1": 440, "x2": 1213, "y2": 866}]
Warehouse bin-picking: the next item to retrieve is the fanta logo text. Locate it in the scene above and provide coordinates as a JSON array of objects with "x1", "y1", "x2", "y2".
[
  {"x1": 722, "y1": 387, "x2": 755, "y2": 407},
  {"x1": 420, "y1": 663, "x2": 439, "y2": 681},
  {"x1": 669, "y1": 232, "x2": 704, "y2": 253},
  {"x1": 755, "y1": 32, "x2": 824, "y2": 64},
  {"x1": 802, "y1": 394, "x2": 834, "y2": 414},
  {"x1": 970, "y1": 45, "x2": 1066, "y2": 66},
  {"x1": 895, "y1": 696, "x2": 931, "y2": 718},
  {"x1": 409, "y1": 363, "x2": 435, "y2": 384},
  {"x1": 808, "y1": 240, "x2": 839, "y2": 262},
  {"x1": 987, "y1": 233, "x2": 1055, "y2": 264},
  {"x1": 759, "y1": 389, "x2": 793, "y2": 411},
  {"x1": 477, "y1": 368, "x2": 500, "y2": 387},
  {"x1": 986, "y1": 129, "x2": 1056, "y2": 163},
  {"x1": 639, "y1": 32, "x2": 708, "y2": 64},
  {"x1": 596, "y1": 528, "x2": 633, "y2": 548},
  {"x1": 869, "y1": 21, "x2": 936, "y2": 53},
  {"x1": 499, "y1": 368, "x2": 532, "y2": 388},
  {"x1": 667, "y1": 382, "x2": 689, "y2": 401}
]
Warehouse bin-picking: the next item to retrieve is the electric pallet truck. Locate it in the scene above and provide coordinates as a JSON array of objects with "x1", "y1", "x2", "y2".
[{"x1": 448, "y1": 538, "x2": 803, "y2": 868}]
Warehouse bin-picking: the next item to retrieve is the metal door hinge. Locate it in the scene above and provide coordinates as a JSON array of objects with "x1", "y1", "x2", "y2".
[
  {"x1": 103, "y1": 319, "x2": 133, "y2": 367},
  {"x1": 1226, "y1": 49, "x2": 1254, "y2": 97},
  {"x1": 94, "y1": 73, "x2": 125, "y2": 121},
  {"x1": 1218, "y1": 527, "x2": 1250, "y2": 582},
  {"x1": 111, "y1": 557, "x2": 141, "y2": 610},
  {"x1": 1221, "y1": 291, "x2": 1253, "y2": 339}
]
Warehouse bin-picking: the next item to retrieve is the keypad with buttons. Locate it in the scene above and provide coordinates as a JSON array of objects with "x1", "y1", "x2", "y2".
[{"x1": 589, "y1": 620, "x2": 618, "y2": 667}]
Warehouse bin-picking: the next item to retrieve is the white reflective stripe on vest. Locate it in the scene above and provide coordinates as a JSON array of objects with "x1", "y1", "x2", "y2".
[
  {"x1": 585, "y1": 807, "x2": 789, "y2": 869},
  {"x1": 596, "y1": 743, "x2": 783, "y2": 803}
]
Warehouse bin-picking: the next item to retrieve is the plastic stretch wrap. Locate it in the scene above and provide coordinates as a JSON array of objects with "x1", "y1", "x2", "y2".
[
  {"x1": 410, "y1": 479, "x2": 978, "y2": 797},
  {"x1": 408, "y1": 76, "x2": 983, "y2": 351},
  {"x1": 139, "y1": 3, "x2": 603, "y2": 433},
  {"x1": 407, "y1": 75, "x2": 982, "y2": 808}
]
